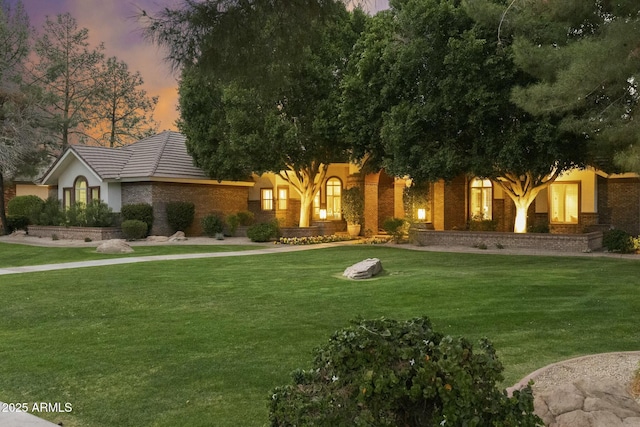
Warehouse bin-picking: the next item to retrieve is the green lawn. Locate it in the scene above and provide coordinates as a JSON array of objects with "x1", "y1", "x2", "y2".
[
  {"x1": 0, "y1": 245, "x2": 638, "y2": 426},
  {"x1": 0, "y1": 242, "x2": 265, "y2": 267}
]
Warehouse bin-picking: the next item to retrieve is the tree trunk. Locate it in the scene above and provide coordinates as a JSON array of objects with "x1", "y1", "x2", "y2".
[
  {"x1": 279, "y1": 163, "x2": 328, "y2": 228},
  {"x1": 495, "y1": 170, "x2": 560, "y2": 234},
  {"x1": 0, "y1": 172, "x2": 8, "y2": 235}
]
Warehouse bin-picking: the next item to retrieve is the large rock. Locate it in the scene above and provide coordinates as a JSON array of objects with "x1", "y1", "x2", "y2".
[
  {"x1": 168, "y1": 231, "x2": 187, "y2": 242},
  {"x1": 146, "y1": 235, "x2": 169, "y2": 242},
  {"x1": 96, "y1": 239, "x2": 134, "y2": 254},
  {"x1": 343, "y1": 258, "x2": 383, "y2": 280}
]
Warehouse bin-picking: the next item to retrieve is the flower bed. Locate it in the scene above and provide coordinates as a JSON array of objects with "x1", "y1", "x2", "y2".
[{"x1": 276, "y1": 235, "x2": 353, "y2": 245}]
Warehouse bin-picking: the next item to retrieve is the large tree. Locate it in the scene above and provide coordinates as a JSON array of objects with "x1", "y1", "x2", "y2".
[
  {"x1": 502, "y1": 0, "x2": 640, "y2": 172},
  {"x1": 31, "y1": 13, "x2": 104, "y2": 149},
  {"x1": 93, "y1": 57, "x2": 158, "y2": 147},
  {"x1": 0, "y1": 0, "x2": 49, "y2": 234},
  {"x1": 143, "y1": 0, "x2": 366, "y2": 227},
  {"x1": 342, "y1": 0, "x2": 586, "y2": 232}
]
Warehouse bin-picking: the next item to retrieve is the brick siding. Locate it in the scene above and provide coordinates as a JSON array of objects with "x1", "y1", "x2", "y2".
[{"x1": 598, "y1": 177, "x2": 640, "y2": 235}]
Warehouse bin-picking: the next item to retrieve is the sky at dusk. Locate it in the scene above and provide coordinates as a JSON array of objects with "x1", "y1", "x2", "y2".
[{"x1": 12, "y1": 0, "x2": 389, "y2": 133}]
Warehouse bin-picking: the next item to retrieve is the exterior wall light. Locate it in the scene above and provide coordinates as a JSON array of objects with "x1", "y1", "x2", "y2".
[
  {"x1": 319, "y1": 208, "x2": 327, "y2": 220},
  {"x1": 417, "y1": 208, "x2": 426, "y2": 221}
]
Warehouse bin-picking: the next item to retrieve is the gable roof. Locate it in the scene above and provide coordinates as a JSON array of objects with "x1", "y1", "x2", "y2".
[{"x1": 41, "y1": 131, "x2": 212, "y2": 184}]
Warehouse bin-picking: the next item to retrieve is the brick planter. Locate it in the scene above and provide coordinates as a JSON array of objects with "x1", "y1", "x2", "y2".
[
  {"x1": 409, "y1": 229, "x2": 603, "y2": 252},
  {"x1": 279, "y1": 226, "x2": 320, "y2": 238},
  {"x1": 28, "y1": 226, "x2": 123, "y2": 241}
]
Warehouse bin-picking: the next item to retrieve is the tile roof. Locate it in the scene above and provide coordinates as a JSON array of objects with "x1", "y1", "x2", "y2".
[{"x1": 69, "y1": 131, "x2": 210, "y2": 181}]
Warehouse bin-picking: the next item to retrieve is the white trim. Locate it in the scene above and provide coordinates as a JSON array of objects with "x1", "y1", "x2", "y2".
[{"x1": 40, "y1": 148, "x2": 103, "y2": 185}]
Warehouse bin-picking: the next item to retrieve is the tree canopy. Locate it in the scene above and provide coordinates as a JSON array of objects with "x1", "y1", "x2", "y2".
[
  {"x1": 341, "y1": 0, "x2": 587, "y2": 232},
  {"x1": 502, "y1": 0, "x2": 640, "y2": 172},
  {"x1": 144, "y1": 0, "x2": 366, "y2": 227}
]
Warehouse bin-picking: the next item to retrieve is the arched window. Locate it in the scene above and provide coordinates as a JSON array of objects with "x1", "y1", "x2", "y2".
[
  {"x1": 74, "y1": 176, "x2": 88, "y2": 205},
  {"x1": 470, "y1": 178, "x2": 492, "y2": 220},
  {"x1": 326, "y1": 177, "x2": 342, "y2": 220}
]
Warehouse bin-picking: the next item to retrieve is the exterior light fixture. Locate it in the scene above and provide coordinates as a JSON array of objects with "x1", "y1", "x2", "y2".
[
  {"x1": 417, "y1": 208, "x2": 426, "y2": 221},
  {"x1": 319, "y1": 208, "x2": 327, "y2": 220}
]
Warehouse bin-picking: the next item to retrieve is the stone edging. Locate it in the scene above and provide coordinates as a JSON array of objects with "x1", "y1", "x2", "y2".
[{"x1": 506, "y1": 351, "x2": 640, "y2": 396}]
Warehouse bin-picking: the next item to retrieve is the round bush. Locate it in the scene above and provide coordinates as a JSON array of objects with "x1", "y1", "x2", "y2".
[
  {"x1": 603, "y1": 229, "x2": 634, "y2": 253},
  {"x1": 166, "y1": 201, "x2": 195, "y2": 233},
  {"x1": 7, "y1": 195, "x2": 44, "y2": 224},
  {"x1": 121, "y1": 219, "x2": 148, "y2": 240},
  {"x1": 246, "y1": 221, "x2": 279, "y2": 242},
  {"x1": 121, "y1": 203, "x2": 153, "y2": 234},
  {"x1": 202, "y1": 214, "x2": 225, "y2": 237},
  {"x1": 5, "y1": 215, "x2": 29, "y2": 232},
  {"x1": 269, "y1": 317, "x2": 541, "y2": 427}
]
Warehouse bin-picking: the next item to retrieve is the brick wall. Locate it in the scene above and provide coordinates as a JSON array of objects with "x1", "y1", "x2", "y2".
[
  {"x1": 443, "y1": 176, "x2": 467, "y2": 230},
  {"x1": 28, "y1": 226, "x2": 123, "y2": 240},
  {"x1": 599, "y1": 177, "x2": 640, "y2": 235},
  {"x1": 122, "y1": 182, "x2": 249, "y2": 236},
  {"x1": 410, "y1": 229, "x2": 603, "y2": 252}
]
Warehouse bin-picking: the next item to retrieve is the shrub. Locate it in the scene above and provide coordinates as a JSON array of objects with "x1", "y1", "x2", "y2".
[
  {"x1": 7, "y1": 195, "x2": 44, "y2": 224},
  {"x1": 342, "y1": 187, "x2": 364, "y2": 225},
  {"x1": 84, "y1": 200, "x2": 115, "y2": 227},
  {"x1": 528, "y1": 223, "x2": 550, "y2": 233},
  {"x1": 236, "y1": 210, "x2": 255, "y2": 226},
  {"x1": 603, "y1": 229, "x2": 634, "y2": 253},
  {"x1": 37, "y1": 197, "x2": 64, "y2": 226},
  {"x1": 382, "y1": 217, "x2": 406, "y2": 243},
  {"x1": 121, "y1": 203, "x2": 153, "y2": 234},
  {"x1": 6, "y1": 215, "x2": 29, "y2": 232},
  {"x1": 226, "y1": 214, "x2": 240, "y2": 235},
  {"x1": 469, "y1": 216, "x2": 498, "y2": 231},
  {"x1": 166, "y1": 201, "x2": 195, "y2": 233},
  {"x1": 65, "y1": 202, "x2": 86, "y2": 226},
  {"x1": 202, "y1": 214, "x2": 225, "y2": 237},
  {"x1": 269, "y1": 317, "x2": 541, "y2": 427},
  {"x1": 121, "y1": 220, "x2": 148, "y2": 240},
  {"x1": 246, "y1": 220, "x2": 279, "y2": 242}
]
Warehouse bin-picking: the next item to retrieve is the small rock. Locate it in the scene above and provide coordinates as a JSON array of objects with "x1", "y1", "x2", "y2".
[
  {"x1": 96, "y1": 239, "x2": 134, "y2": 254},
  {"x1": 146, "y1": 235, "x2": 169, "y2": 242},
  {"x1": 343, "y1": 258, "x2": 383, "y2": 280},
  {"x1": 168, "y1": 231, "x2": 187, "y2": 242},
  {"x1": 10, "y1": 230, "x2": 27, "y2": 237}
]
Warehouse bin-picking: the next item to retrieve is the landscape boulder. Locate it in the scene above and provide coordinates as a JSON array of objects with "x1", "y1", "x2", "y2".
[
  {"x1": 343, "y1": 258, "x2": 383, "y2": 280},
  {"x1": 146, "y1": 235, "x2": 169, "y2": 242},
  {"x1": 96, "y1": 239, "x2": 134, "y2": 254},
  {"x1": 169, "y1": 231, "x2": 187, "y2": 242}
]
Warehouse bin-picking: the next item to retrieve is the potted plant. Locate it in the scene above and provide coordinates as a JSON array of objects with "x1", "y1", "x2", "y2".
[{"x1": 342, "y1": 186, "x2": 364, "y2": 236}]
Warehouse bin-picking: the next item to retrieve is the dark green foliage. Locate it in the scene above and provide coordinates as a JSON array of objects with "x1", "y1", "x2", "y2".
[
  {"x1": 469, "y1": 218, "x2": 498, "y2": 232},
  {"x1": 166, "y1": 201, "x2": 195, "y2": 233},
  {"x1": 6, "y1": 215, "x2": 29, "y2": 232},
  {"x1": 236, "y1": 211, "x2": 255, "y2": 226},
  {"x1": 36, "y1": 197, "x2": 64, "y2": 226},
  {"x1": 269, "y1": 317, "x2": 541, "y2": 427},
  {"x1": 403, "y1": 183, "x2": 431, "y2": 222},
  {"x1": 528, "y1": 223, "x2": 550, "y2": 234},
  {"x1": 121, "y1": 203, "x2": 153, "y2": 234},
  {"x1": 83, "y1": 200, "x2": 115, "y2": 227},
  {"x1": 7, "y1": 195, "x2": 44, "y2": 224},
  {"x1": 382, "y1": 217, "x2": 406, "y2": 242},
  {"x1": 246, "y1": 221, "x2": 279, "y2": 242},
  {"x1": 603, "y1": 229, "x2": 634, "y2": 253},
  {"x1": 202, "y1": 214, "x2": 225, "y2": 237},
  {"x1": 226, "y1": 214, "x2": 240, "y2": 235},
  {"x1": 121, "y1": 220, "x2": 148, "y2": 241},
  {"x1": 64, "y1": 202, "x2": 85, "y2": 226},
  {"x1": 342, "y1": 187, "x2": 364, "y2": 225}
]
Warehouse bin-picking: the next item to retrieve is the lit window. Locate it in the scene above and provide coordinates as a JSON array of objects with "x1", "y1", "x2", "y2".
[
  {"x1": 313, "y1": 190, "x2": 321, "y2": 218},
  {"x1": 74, "y1": 176, "x2": 88, "y2": 205},
  {"x1": 326, "y1": 178, "x2": 342, "y2": 220},
  {"x1": 470, "y1": 178, "x2": 492, "y2": 220},
  {"x1": 277, "y1": 187, "x2": 288, "y2": 210},
  {"x1": 63, "y1": 188, "x2": 72, "y2": 209},
  {"x1": 550, "y1": 183, "x2": 579, "y2": 224},
  {"x1": 261, "y1": 188, "x2": 274, "y2": 211},
  {"x1": 91, "y1": 187, "x2": 100, "y2": 201}
]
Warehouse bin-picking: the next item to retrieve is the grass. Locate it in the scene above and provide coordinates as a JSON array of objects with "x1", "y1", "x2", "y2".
[
  {"x1": 0, "y1": 242, "x2": 265, "y2": 267},
  {"x1": 0, "y1": 245, "x2": 638, "y2": 426}
]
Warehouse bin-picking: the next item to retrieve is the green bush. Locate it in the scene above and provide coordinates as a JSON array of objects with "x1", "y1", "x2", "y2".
[
  {"x1": 37, "y1": 197, "x2": 64, "y2": 226},
  {"x1": 382, "y1": 217, "x2": 406, "y2": 243},
  {"x1": 226, "y1": 214, "x2": 240, "y2": 235},
  {"x1": 121, "y1": 220, "x2": 148, "y2": 240},
  {"x1": 7, "y1": 195, "x2": 44, "y2": 224},
  {"x1": 166, "y1": 201, "x2": 195, "y2": 233},
  {"x1": 65, "y1": 202, "x2": 86, "y2": 226},
  {"x1": 6, "y1": 215, "x2": 29, "y2": 232},
  {"x1": 469, "y1": 217, "x2": 498, "y2": 231},
  {"x1": 528, "y1": 223, "x2": 550, "y2": 233},
  {"x1": 236, "y1": 211, "x2": 255, "y2": 226},
  {"x1": 121, "y1": 203, "x2": 153, "y2": 234},
  {"x1": 202, "y1": 214, "x2": 225, "y2": 237},
  {"x1": 246, "y1": 221, "x2": 279, "y2": 242},
  {"x1": 84, "y1": 200, "x2": 115, "y2": 227},
  {"x1": 603, "y1": 229, "x2": 634, "y2": 253},
  {"x1": 269, "y1": 317, "x2": 541, "y2": 427}
]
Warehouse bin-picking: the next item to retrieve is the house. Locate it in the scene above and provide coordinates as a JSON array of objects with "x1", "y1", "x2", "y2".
[{"x1": 23, "y1": 131, "x2": 640, "y2": 238}]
